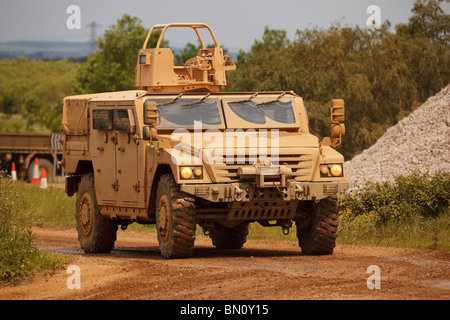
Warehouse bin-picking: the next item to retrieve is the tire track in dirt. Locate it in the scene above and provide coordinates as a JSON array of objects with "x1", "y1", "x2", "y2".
[{"x1": 0, "y1": 227, "x2": 448, "y2": 300}]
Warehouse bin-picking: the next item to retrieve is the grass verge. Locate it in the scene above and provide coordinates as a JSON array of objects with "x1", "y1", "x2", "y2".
[{"x1": 0, "y1": 174, "x2": 73, "y2": 282}]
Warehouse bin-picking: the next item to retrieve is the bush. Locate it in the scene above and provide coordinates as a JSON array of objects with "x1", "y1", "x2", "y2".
[
  {"x1": 340, "y1": 171, "x2": 449, "y2": 223},
  {"x1": 338, "y1": 171, "x2": 450, "y2": 249},
  {"x1": 0, "y1": 172, "x2": 69, "y2": 281}
]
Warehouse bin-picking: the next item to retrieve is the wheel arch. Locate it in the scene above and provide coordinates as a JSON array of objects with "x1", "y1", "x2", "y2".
[
  {"x1": 148, "y1": 164, "x2": 172, "y2": 215},
  {"x1": 65, "y1": 161, "x2": 94, "y2": 197}
]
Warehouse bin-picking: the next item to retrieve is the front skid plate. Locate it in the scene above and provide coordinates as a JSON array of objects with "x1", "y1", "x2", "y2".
[{"x1": 180, "y1": 180, "x2": 349, "y2": 203}]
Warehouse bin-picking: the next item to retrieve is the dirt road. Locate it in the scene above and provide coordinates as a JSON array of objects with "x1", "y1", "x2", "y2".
[{"x1": 0, "y1": 227, "x2": 449, "y2": 300}]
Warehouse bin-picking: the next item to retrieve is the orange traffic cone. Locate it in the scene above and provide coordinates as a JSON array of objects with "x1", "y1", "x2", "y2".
[
  {"x1": 31, "y1": 158, "x2": 40, "y2": 185},
  {"x1": 40, "y1": 167, "x2": 48, "y2": 189},
  {"x1": 11, "y1": 162, "x2": 17, "y2": 181}
]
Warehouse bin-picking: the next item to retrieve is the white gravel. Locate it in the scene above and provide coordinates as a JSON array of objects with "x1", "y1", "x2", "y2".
[{"x1": 344, "y1": 84, "x2": 450, "y2": 189}]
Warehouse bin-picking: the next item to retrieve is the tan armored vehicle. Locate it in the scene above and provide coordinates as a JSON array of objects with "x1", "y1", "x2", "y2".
[{"x1": 62, "y1": 23, "x2": 348, "y2": 258}]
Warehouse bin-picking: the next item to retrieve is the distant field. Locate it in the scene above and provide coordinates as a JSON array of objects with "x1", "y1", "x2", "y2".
[{"x1": 0, "y1": 40, "x2": 91, "y2": 60}]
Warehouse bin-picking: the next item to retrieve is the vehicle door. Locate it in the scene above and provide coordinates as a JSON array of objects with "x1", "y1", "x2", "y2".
[
  {"x1": 113, "y1": 108, "x2": 140, "y2": 207},
  {"x1": 91, "y1": 107, "x2": 117, "y2": 205}
]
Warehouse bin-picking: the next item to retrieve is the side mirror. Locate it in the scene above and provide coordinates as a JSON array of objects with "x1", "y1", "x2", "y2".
[
  {"x1": 331, "y1": 99, "x2": 344, "y2": 123},
  {"x1": 331, "y1": 123, "x2": 345, "y2": 139},
  {"x1": 142, "y1": 125, "x2": 158, "y2": 141},
  {"x1": 143, "y1": 100, "x2": 161, "y2": 126},
  {"x1": 330, "y1": 99, "x2": 345, "y2": 147}
]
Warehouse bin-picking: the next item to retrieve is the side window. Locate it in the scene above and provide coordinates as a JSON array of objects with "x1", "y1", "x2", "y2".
[
  {"x1": 113, "y1": 109, "x2": 136, "y2": 133},
  {"x1": 92, "y1": 109, "x2": 113, "y2": 130}
]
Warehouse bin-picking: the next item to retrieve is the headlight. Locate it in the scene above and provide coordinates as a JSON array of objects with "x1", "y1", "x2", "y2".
[
  {"x1": 180, "y1": 166, "x2": 203, "y2": 180},
  {"x1": 320, "y1": 164, "x2": 343, "y2": 177},
  {"x1": 330, "y1": 165, "x2": 342, "y2": 177},
  {"x1": 193, "y1": 168, "x2": 202, "y2": 177},
  {"x1": 181, "y1": 167, "x2": 193, "y2": 179}
]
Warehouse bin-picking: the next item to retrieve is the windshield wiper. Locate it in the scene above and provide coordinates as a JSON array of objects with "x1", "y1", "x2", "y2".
[
  {"x1": 228, "y1": 92, "x2": 259, "y2": 104},
  {"x1": 157, "y1": 93, "x2": 183, "y2": 107},
  {"x1": 180, "y1": 93, "x2": 211, "y2": 107},
  {"x1": 254, "y1": 92, "x2": 286, "y2": 106}
]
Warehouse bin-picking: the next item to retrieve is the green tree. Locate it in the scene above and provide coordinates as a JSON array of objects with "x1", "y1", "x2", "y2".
[
  {"x1": 227, "y1": 1, "x2": 450, "y2": 160},
  {"x1": 174, "y1": 42, "x2": 200, "y2": 66},
  {"x1": 24, "y1": 97, "x2": 43, "y2": 130},
  {"x1": 0, "y1": 92, "x2": 18, "y2": 114},
  {"x1": 46, "y1": 103, "x2": 63, "y2": 133},
  {"x1": 396, "y1": 0, "x2": 450, "y2": 44},
  {"x1": 74, "y1": 15, "x2": 165, "y2": 94},
  {"x1": 0, "y1": 58, "x2": 77, "y2": 133},
  {"x1": 23, "y1": 97, "x2": 61, "y2": 133},
  {"x1": 251, "y1": 26, "x2": 290, "y2": 52}
]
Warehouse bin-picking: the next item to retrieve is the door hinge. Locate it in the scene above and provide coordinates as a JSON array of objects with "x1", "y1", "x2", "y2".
[
  {"x1": 133, "y1": 134, "x2": 140, "y2": 145},
  {"x1": 111, "y1": 132, "x2": 118, "y2": 144},
  {"x1": 133, "y1": 181, "x2": 141, "y2": 193}
]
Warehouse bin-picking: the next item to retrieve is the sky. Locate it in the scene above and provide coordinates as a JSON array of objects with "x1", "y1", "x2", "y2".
[{"x1": 0, "y1": 0, "x2": 449, "y2": 51}]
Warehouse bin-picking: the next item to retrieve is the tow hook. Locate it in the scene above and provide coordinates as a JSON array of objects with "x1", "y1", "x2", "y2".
[
  {"x1": 295, "y1": 184, "x2": 304, "y2": 200},
  {"x1": 282, "y1": 220, "x2": 293, "y2": 235},
  {"x1": 234, "y1": 186, "x2": 244, "y2": 201}
]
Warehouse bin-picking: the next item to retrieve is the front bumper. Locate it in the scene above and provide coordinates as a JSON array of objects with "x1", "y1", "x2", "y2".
[{"x1": 180, "y1": 180, "x2": 349, "y2": 203}]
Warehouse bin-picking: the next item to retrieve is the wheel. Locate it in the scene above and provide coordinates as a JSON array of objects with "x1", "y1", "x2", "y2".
[
  {"x1": 155, "y1": 173, "x2": 196, "y2": 258},
  {"x1": 75, "y1": 173, "x2": 117, "y2": 253},
  {"x1": 296, "y1": 197, "x2": 339, "y2": 255},
  {"x1": 209, "y1": 222, "x2": 249, "y2": 249},
  {"x1": 27, "y1": 158, "x2": 53, "y2": 183}
]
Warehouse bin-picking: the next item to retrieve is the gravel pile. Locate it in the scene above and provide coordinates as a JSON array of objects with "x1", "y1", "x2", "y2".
[{"x1": 345, "y1": 84, "x2": 450, "y2": 189}]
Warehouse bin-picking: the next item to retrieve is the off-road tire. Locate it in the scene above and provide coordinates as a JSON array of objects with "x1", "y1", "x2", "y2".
[
  {"x1": 75, "y1": 173, "x2": 117, "y2": 253},
  {"x1": 296, "y1": 197, "x2": 339, "y2": 255},
  {"x1": 209, "y1": 223, "x2": 249, "y2": 249},
  {"x1": 155, "y1": 173, "x2": 196, "y2": 259}
]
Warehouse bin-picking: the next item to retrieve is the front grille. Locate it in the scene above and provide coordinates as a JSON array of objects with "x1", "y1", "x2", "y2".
[
  {"x1": 195, "y1": 186, "x2": 210, "y2": 196},
  {"x1": 214, "y1": 153, "x2": 313, "y2": 181}
]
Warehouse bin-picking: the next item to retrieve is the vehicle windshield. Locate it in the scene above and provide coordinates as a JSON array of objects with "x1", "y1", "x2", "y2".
[
  {"x1": 149, "y1": 97, "x2": 223, "y2": 129},
  {"x1": 228, "y1": 100, "x2": 296, "y2": 125},
  {"x1": 147, "y1": 94, "x2": 298, "y2": 129}
]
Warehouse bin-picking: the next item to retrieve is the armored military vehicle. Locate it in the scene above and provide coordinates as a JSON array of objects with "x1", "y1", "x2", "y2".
[{"x1": 62, "y1": 23, "x2": 348, "y2": 258}]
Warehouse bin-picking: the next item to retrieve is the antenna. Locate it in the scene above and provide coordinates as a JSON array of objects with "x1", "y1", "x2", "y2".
[{"x1": 86, "y1": 21, "x2": 101, "y2": 52}]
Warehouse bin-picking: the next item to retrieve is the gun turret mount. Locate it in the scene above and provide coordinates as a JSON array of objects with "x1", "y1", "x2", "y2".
[{"x1": 135, "y1": 23, "x2": 236, "y2": 93}]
